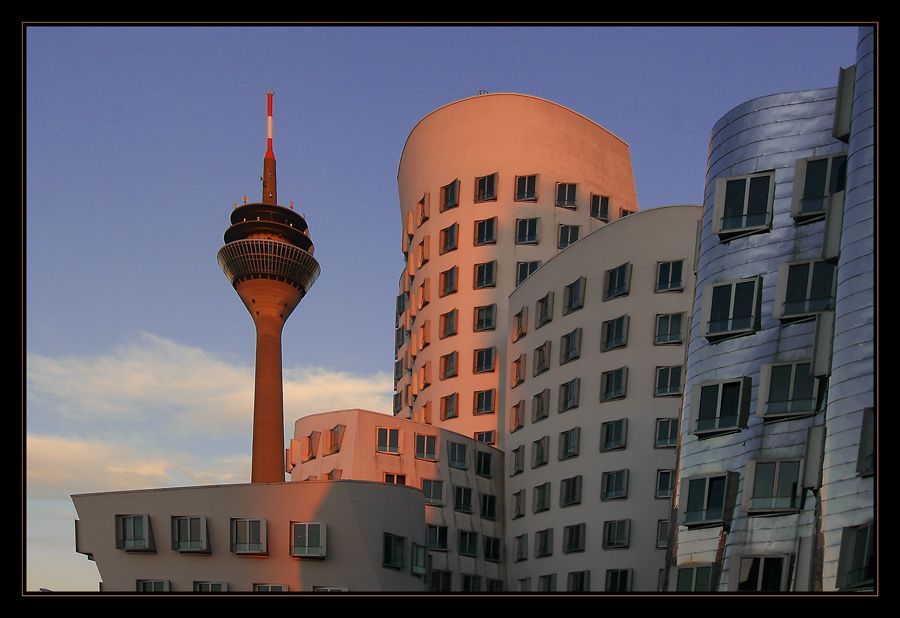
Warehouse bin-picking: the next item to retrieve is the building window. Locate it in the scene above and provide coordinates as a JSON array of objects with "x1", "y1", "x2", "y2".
[
  {"x1": 515, "y1": 217, "x2": 539, "y2": 244},
  {"x1": 440, "y1": 179, "x2": 459, "y2": 212},
  {"x1": 137, "y1": 580, "x2": 169, "y2": 592},
  {"x1": 516, "y1": 260, "x2": 540, "y2": 286},
  {"x1": 604, "y1": 262, "x2": 632, "y2": 300},
  {"x1": 556, "y1": 183, "x2": 577, "y2": 208},
  {"x1": 675, "y1": 565, "x2": 713, "y2": 592},
  {"x1": 484, "y1": 536, "x2": 501, "y2": 562},
  {"x1": 758, "y1": 362, "x2": 819, "y2": 420},
  {"x1": 116, "y1": 514, "x2": 153, "y2": 552},
  {"x1": 567, "y1": 571, "x2": 590, "y2": 592},
  {"x1": 563, "y1": 276, "x2": 585, "y2": 314},
  {"x1": 439, "y1": 222, "x2": 458, "y2": 254},
  {"x1": 655, "y1": 418, "x2": 679, "y2": 448},
  {"x1": 474, "y1": 261, "x2": 496, "y2": 288},
  {"x1": 510, "y1": 446, "x2": 524, "y2": 476},
  {"x1": 836, "y1": 522, "x2": 875, "y2": 590},
  {"x1": 383, "y1": 532, "x2": 405, "y2": 569},
  {"x1": 427, "y1": 525, "x2": 448, "y2": 551},
  {"x1": 791, "y1": 153, "x2": 847, "y2": 223},
  {"x1": 533, "y1": 340, "x2": 551, "y2": 376},
  {"x1": 744, "y1": 459, "x2": 802, "y2": 514},
  {"x1": 417, "y1": 278, "x2": 430, "y2": 309},
  {"x1": 474, "y1": 304, "x2": 496, "y2": 331},
  {"x1": 474, "y1": 347, "x2": 495, "y2": 373},
  {"x1": 655, "y1": 366, "x2": 683, "y2": 397},
  {"x1": 422, "y1": 479, "x2": 443, "y2": 506},
  {"x1": 536, "y1": 291, "x2": 554, "y2": 328},
  {"x1": 558, "y1": 224, "x2": 579, "y2": 249},
  {"x1": 430, "y1": 570, "x2": 452, "y2": 592},
  {"x1": 563, "y1": 523, "x2": 586, "y2": 553},
  {"x1": 600, "y1": 367, "x2": 628, "y2": 402},
  {"x1": 560, "y1": 474, "x2": 582, "y2": 506},
  {"x1": 254, "y1": 584, "x2": 287, "y2": 592},
  {"x1": 231, "y1": 518, "x2": 266, "y2": 555},
  {"x1": 559, "y1": 328, "x2": 582, "y2": 365},
  {"x1": 512, "y1": 489, "x2": 526, "y2": 519},
  {"x1": 416, "y1": 194, "x2": 430, "y2": 226},
  {"x1": 601, "y1": 470, "x2": 628, "y2": 500},
  {"x1": 691, "y1": 377, "x2": 751, "y2": 436},
  {"x1": 591, "y1": 194, "x2": 610, "y2": 220},
  {"x1": 474, "y1": 389, "x2": 495, "y2": 414},
  {"x1": 291, "y1": 522, "x2": 325, "y2": 558},
  {"x1": 515, "y1": 174, "x2": 538, "y2": 201},
  {"x1": 703, "y1": 277, "x2": 762, "y2": 341},
  {"x1": 376, "y1": 427, "x2": 400, "y2": 454},
  {"x1": 439, "y1": 309, "x2": 457, "y2": 339},
  {"x1": 475, "y1": 172, "x2": 498, "y2": 202},
  {"x1": 601, "y1": 419, "x2": 626, "y2": 452},
  {"x1": 440, "y1": 351, "x2": 457, "y2": 380},
  {"x1": 474, "y1": 217, "x2": 497, "y2": 245},
  {"x1": 603, "y1": 519, "x2": 630, "y2": 549},
  {"x1": 514, "y1": 533, "x2": 528, "y2": 561},
  {"x1": 449, "y1": 442, "x2": 467, "y2": 469},
  {"x1": 537, "y1": 574, "x2": 556, "y2": 591},
  {"x1": 415, "y1": 434, "x2": 437, "y2": 460},
  {"x1": 558, "y1": 377, "x2": 580, "y2": 412},
  {"x1": 532, "y1": 435, "x2": 549, "y2": 468},
  {"x1": 458, "y1": 530, "x2": 478, "y2": 557},
  {"x1": 510, "y1": 400, "x2": 525, "y2": 432},
  {"x1": 535, "y1": 528, "x2": 553, "y2": 557},
  {"x1": 656, "y1": 260, "x2": 684, "y2": 292},
  {"x1": 171, "y1": 520, "x2": 207, "y2": 554},
  {"x1": 656, "y1": 469, "x2": 674, "y2": 498},
  {"x1": 533, "y1": 482, "x2": 551, "y2": 514},
  {"x1": 606, "y1": 569, "x2": 632, "y2": 592},
  {"x1": 416, "y1": 236, "x2": 430, "y2": 267},
  {"x1": 774, "y1": 259, "x2": 836, "y2": 322},
  {"x1": 439, "y1": 266, "x2": 458, "y2": 297},
  {"x1": 511, "y1": 353, "x2": 526, "y2": 388},
  {"x1": 559, "y1": 428, "x2": 581, "y2": 461},
  {"x1": 513, "y1": 306, "x2": 528, "y2": 341},
  {"x1": 683, "y1": 474, "x2": 730, "y2": 527},
  {"x1": 656, "y1": 519, "x2": 670, "y2": 549},
  {"x1": 713, "y1": 171, "x2": 774, "y2": 239},
  {"x1": 602, "y1": 315, "x2": 629, "y2": 351},
  {"x1": 532, "y1": 388, "x2": 550, "y2": 423},
  {"x1": 481, "y1": 493, "x2": 497, "y2": 519},
  {"x1": 735, "y1": 555, "x2": 792, "y2": 591},
  {"x1": 440, "y1": 393, "x2": 458, "y2": 420},
  {"x1": 655, "y1": 313, "x2": 683, "y2": 345},
  {"x1": 476, "y1": 451, "x2": 493, "y2": 478},
  {"x1": 411, "y1": 543, "x2": 427, "y2": 577}
]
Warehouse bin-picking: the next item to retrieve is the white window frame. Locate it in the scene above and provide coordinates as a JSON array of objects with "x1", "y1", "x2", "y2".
[
  {"x1": 791, "y1": 153, "x2": 847, "y2": 224},
  {"x1": 448, "y1": 441, "x2": 467, "y2": 469},
  {"x1": 682, "y1": 472, "x2": 735, "y2": 528},
  {"x1": 603, "y1": 262, "x2": 632, "y2": 300},
  {"x1": 415, "y1": 433, "x2": 437, "y2": 460},
  {"x1": 591, "y1": 194, "x2": 610, "y2": 220},
  {"x1": 601, "y1": 469, "x2": 628, "y2": 501},
  {"x1": 656, "y1": 259, "x2": 684, "y2": 292},
  {"x1": 757, "y1": 361, "x2": 819, "y2": 420},
  {"x1": 601, "y1": 418, "x2": 626, "y2": 452},
  {"x1": 556, "y1": 182, "x2": 577, "y2": 208},
  {"x1": 655, "y1": 418, "x2": 679, "y2": 448},
  {"x1": 474, "y1": 388, "x2": 495, "y2": 415},
  {"x1": 474, "y1": 304, "x2": 496, "y2": 332},
  {"x1": 514, "y1": 174, "x2": 538, "y2": 202},
  {"x1": 116, "y1": 514, "x2": 154, "y2": 552},
  {"x1": 702, "y1": 276, "x2": 763, "y2": 342},
  {"x1": 558, "y1": 224, "x2": 579, "y2": 248},
  {"x1": 231, "y1": 518, "x2": 266, "y2": 555},
  {"x1": 474, "y1": 217, "x2": 497, "y2": 246},
  {"x1": 474, "y1": 260, "x2": 497, "y2": 288},
  {"x1": 655, "y1": 365, "x2": 683, "y2": 397},
  {"x1": 290, "y1": 522, "x2": 325, "y2": 558},
  {"x1": 773, "y1": 259, "x2": 836, "y2": 322},
  {"x1": 713, "y1": 170, "x2": 775, "y2": 239},
  {"x1": 376, "y1": 426, "x2": 400, "y2": 454},
  {"x1": 475, "y1": 172, "x2": 498, "y2": 202},
  {"x1": 690, "y1": 377, "x2": 752, "y2": 437},
  {"x1": 515, "y1": 217, "x2": 539, "y2": 244},
  {"x1": 516, "y1": 260, "x2": 540, "y2": 286},
  {"x1": 742, "y1": 459, "x2": 804, "y2": 515},
  {"x1": 655, "y1": 312, "x2": 683, "y2": 345}
]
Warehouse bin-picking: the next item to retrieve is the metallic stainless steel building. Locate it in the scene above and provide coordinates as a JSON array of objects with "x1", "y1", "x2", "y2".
[
  {"x1": 217, "y1": 91, "x2": 321, "y2": 483},
  {"x1": 666, "y1": 26, "x2": 875, "y2": 592}
]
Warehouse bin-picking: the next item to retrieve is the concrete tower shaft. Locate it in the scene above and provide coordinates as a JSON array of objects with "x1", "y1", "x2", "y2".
[{"x1": 217, "y1": 91, "x2": 321, "y2": 483}]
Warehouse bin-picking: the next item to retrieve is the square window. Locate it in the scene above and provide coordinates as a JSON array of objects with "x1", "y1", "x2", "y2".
[
  {"x1": 713, "y1": 171, "x2": 774, "y2": 239},
  {"x1": 563, "y1": 523, "x2": 586, "y2": 553},
  {"x1": 591, "y1": 194, "x2": 610, "y2": 220},
  {"x1": 675, "y1": 565, "x2": 712, "y2": 592},
  {"x1": 116, "y1": 514, "x2": 153, "y2": 552},
  {"x1": 427, "y1": 524, "x2": 448, "y2": 550},
  {"x1": 600, "y1": 367, "x2": 628, "y2": 402},
  {"x1": 515, "y1": 218, "x2": 539, "y2": 244},
  {"x1": 836, "y1": 522, "x2": 875, "y2": 590},
  {"x1": 474, "y1": 261, "x2": 497, "y2": 288},
  {"x1": 603, "y1": 519, "x2": 630, "y2": 548},
  {"x1": 758, "y1": 362, "x2": 819, "y2": 420},
  {"x1": 774, "y1": 260, "x2": 836, "y2": 322},
  {"x1": 604, "y1": 263, "x2": 632, "y2": 300},
  {"x1": 422, "y1": 479, "x2": 443, "y2": 506},
  {"x1": 474, "y1": 389, "x2": 495, "y2": 414},
  {"x1": 474, "y1": 304, "x2": 496, "y2": 331},
  {"x1": 291, "y1": 522, "x2": 325, "y2": 558},
  {"x1": 458, "y1": 530, "x2": 478, "y2": 557},
  {"x1": 376, "y1": 427, "x2": 400, "y2": 454},
  {"x1": 606, "y1": 569, "x2": 632, "y2": 592},
  {"x1": 601, "y1": 470, "x2": 628, "y2": 500},
  {"x1": 515, "y1": 174, "x2": 538, "y2": 201},
  {"x1": 454, "y1": 485, "x2": 473, "y2": 512},
  {"x1": 703, "y1": 277, "x2": 762, "y2": 341},
  {"x1": 655, "y1": 366, "x2": 683, "y2": 397},
  {"x1": 231, "y1": 518, "x2": 266, "y2": 555},
  {"x1": 449, "y1": 442, "x2": 467, "y2": 468},
  {"x1": 567, "y1": 571, "x2": 590, "y2": 592},
  {"x1": 735, "y1": 555, "x2": 791, "y2": 592},
  {"x1": 556, "y1": 183, "x2": 577, "y2": 208},
  {"x1": 560, "y1": 474, "x2": 582, "y2": 506},
  {"x1": 744, "y1": 459, "x2": 802, "y2": 513},
  {"x1": 558, "y1": 224, "x2": 579, "y2": 249},
  {"x1": 791, "y1": 153, "x2": 847, "y2": 223},
  {"x1": 683, "y1": 474, "x2": 730, "y2": 527},
  {"x1": 415, "y1": 434, "x2": 437, "y2": 460},
  {"x1": 602, "y1": 315, "x2": 629, "y2": 351},
  {"x1": 516, "y1": 260, "x2": 540, "y2": 286},
  {"x1": 475, "y1": 172, "x2": 498, "y2": 202},
  {"x1": 655, "y1": 313, "x2": 683, "y2": 345},
  {"x1": 655, "y1": 418, "x2": 679, "y2": 448},
  {"x1": 656, "y1": 260, "x2": 684, "y2": 292},
  {"x1": 430, "y1": 570, "x2": 452, "y2": 591},
  {"x1": 691, "y1": 377, "x2": 751, "y2": 436},
  {"x1": 474, "y1": 217, "x2": 497, "y2": 245}
]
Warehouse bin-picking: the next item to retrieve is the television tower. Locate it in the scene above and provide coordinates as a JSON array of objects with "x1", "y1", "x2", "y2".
[{"x1": 217, "y1": 91, "x2": 321, "y2": 483}]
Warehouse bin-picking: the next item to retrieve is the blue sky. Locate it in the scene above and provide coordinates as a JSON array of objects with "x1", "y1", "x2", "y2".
[{"x1": 24, "y1": 23, "x2": 862, "y2": 592}]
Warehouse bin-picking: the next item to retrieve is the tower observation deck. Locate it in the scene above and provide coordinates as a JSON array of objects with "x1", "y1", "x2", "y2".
[{"x1": 217, "y1": 91, "x2": 321, "y2": 483}]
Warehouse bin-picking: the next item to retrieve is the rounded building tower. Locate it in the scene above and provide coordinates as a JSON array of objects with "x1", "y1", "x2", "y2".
[{"x1": 217, "y1": 91, "x2": 321, "y2": 483}]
